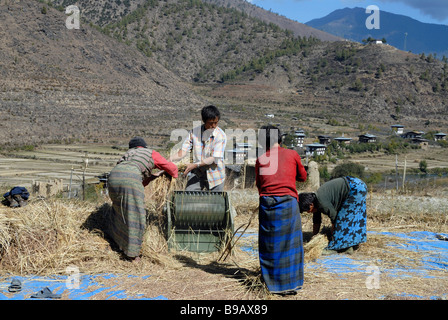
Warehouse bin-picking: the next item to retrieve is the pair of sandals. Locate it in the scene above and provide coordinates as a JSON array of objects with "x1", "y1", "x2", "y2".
[{"x1": 7, "y1": 278, "x2": 61, "y2": 299}]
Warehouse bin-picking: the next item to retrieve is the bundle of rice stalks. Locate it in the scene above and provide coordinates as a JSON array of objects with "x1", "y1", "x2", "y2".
[
  {"x1": 140, "y1": 224, "x2": 181, "y2": 268},
  {"x1": 146, "y1": 175, "x2": 179, "y2": 213},
  {"x1": 239, "y1": 267, "x2": 270, "y2": 298},
  {"x1": 304, "y1": 234, "x2": 329, "y2": 263}
]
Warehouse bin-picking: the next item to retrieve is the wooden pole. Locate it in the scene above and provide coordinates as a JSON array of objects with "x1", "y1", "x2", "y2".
[
  {"x1": 395, "y1": 154, "x2": 399, "y2": 191},
  {"x1": 68, "y1": 167, "x2": 73, "y2": 199},
  {"x1": 402, "y1": 156, "x2": 407, "y2": 190}
]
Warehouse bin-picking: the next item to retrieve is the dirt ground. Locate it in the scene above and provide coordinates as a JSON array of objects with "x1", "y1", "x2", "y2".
[
  {"x1": 0, "y1": 192, "x2": 447, "y2": 305},
  {"x1": 23, "y1": 193, "x2": 445, "y2": 302},
  {"x1": 80, "y1": 223, "x2": 447, "y2": 301}
]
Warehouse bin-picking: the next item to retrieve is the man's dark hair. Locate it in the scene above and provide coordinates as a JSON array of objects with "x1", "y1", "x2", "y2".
[
  {"x1": 298, "y1": 192, "x2": 317, "y2": 213},
  {"x1": 259, "y1": 125, "x2": 282, "y2": 150},
  {"x1": 201, "y1": 105, "x2": 221, "y2": 122}
]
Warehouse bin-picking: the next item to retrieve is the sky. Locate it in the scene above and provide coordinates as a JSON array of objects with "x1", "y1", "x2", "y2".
[{"x1": 247, "y1": 0, "x2": 448, "y2": 25}]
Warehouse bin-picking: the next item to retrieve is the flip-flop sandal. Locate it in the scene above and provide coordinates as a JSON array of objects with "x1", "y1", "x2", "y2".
[
  {"x1": 436, "y1": 234, "x2": 448, "y2": 241},
  {"x1": 30, "y1": 287, "x2": 61, "y2": 299},
  {"x1": 8, "y1": 279, "x2": 22, "y2": 293}
]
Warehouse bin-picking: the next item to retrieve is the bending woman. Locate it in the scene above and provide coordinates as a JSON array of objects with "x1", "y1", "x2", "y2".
[
  {"x1": 107, "y1": 137, "x2": 178, "y2": 261},
  {"x1": 299, "y1": 176, "x2": 368, "y2": 255}
]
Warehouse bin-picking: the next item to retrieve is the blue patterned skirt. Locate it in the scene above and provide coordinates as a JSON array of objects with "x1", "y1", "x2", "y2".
[
  {"x1": 259, "y1": 195, "x2": 304, "y2": 294},
  {"x1": 327, "y1": 176, "x2": 368, "y2": 251}
]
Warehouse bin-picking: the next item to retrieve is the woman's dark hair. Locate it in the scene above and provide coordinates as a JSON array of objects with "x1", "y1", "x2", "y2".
[
  {"x1": 201, "y1": 105, "x2": 221, "y2": 122},
  {"x1": 129, "y1": 136, "x2": 147, "y2": 149},
  {"x1": 259, "y1": 125, "x2": 282, "y2": 150},
  {"x1": 298, "y1": 193, "x2": 317, "y2": 213}
]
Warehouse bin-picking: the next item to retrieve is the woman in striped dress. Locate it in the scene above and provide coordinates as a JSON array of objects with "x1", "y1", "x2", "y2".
[{"x1": 107, "y1": 137, "x2": 178, "y2": 261}]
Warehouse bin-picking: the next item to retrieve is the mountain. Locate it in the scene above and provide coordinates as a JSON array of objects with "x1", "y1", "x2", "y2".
[
  {"x1": 2, "y1": 0, "x2": 448, "y2": 149},
  {"x1": 202, "y1": 0, "x2": 341, "y2": 41},
  {"x1": 306, "y1": 7, "x2": 448, "y2": 58},
  {"x1": 0, "y1": 0, "x2": 203, "y2": 147},
  {"x1": 50, "y1": 0, "x2": 338, "y2": 83}
]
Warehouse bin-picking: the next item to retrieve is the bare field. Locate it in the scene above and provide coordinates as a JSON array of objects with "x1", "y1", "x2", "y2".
[
  {"x1": 0, "y1": 144, "x2": 121, "y2": 190},
  {"x1": 346, "y1": 147, "x2": 448, "y2": 173},
  {"x1": 1, "y1": 142, "x2": 448, "y2": 191}
]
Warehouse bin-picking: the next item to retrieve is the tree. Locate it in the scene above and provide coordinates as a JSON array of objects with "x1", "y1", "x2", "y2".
[
  {"x1": 419, "y1": 160, "x2": 428, "y2": 174},
  {"x1": 331, "y1": 162, "x2": 365, "y2": 179},
  {"x1": 351, "y1": 79, "x2": 363, "y2": 91}
]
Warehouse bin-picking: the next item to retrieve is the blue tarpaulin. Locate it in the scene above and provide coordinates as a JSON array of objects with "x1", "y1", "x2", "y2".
[
  {"x1": 1, "y1": 231, "x2": 446, "y2": 300},
  {"x1": 0, "y1": 274, "x2": 167, "y2": 300}
]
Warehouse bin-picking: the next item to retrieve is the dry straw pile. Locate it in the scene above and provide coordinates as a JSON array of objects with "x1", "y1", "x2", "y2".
[
  {"x1": 0, "y1": 165, "x2": 189, "y2": 277},
  {"x1": 0, "y1": 199, "x2": 119, "y2": 276}
]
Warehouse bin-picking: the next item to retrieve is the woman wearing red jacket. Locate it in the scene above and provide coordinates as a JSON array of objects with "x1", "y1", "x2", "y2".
[
  {"x1": 255, "y1": 125, "x2": 307, "y2": 295},
  {"x1": 107, "y1": 137, "x2": 178, "y2": 262}
]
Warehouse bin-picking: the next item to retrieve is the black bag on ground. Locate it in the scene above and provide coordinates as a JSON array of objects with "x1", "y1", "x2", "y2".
[{"x1": 2, "y1": 186, "x2": 30, "y2": 207}]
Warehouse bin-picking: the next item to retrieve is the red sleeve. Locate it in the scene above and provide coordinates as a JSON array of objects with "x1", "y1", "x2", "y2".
[
  {"x1": 295, "y1": 154, "x2": 307, "y2": 182},
  {"x1": 152, "y1": 151, "x2": 179, "y2": 178}
]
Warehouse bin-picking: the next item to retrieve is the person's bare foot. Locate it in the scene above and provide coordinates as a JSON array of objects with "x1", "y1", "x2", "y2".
[
  {"x1": 126, "y1": 255, "x2": 141, "y2": 263},
  {"x1": 131, "y1": 256, "x2": 141, "y2": 264}
]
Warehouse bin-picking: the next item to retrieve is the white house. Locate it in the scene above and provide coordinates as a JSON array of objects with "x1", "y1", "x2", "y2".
[
  {"x1": 293, "y1": 132, "x2": 306, "y2": 147},
  {"x1": 435, "y1": 132, "x2": 447, "y2": 141},
  {"x1": 391, "y1": 125, "x2": 404, "y2": 135},
  {"x1": 305, "y1": 143, "x2": 327, "y2": 156}
]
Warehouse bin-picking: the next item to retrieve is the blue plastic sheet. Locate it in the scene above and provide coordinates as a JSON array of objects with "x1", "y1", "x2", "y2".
[
  {"x1": 2, "y1": 231, "x2": 446, "y2": 300},
  {"x1": 238, "y1": 230, "x2": 448, "y2": 275},
  {"x1": 0, "y1": 274, "x2": 168, "y2": 300}
]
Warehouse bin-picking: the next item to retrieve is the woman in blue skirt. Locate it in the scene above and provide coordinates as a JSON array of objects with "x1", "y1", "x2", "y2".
[
  {"x1": 256, "y1": 125, "x2": 308, "y2": 294},
  {"x1": 299, "y1": 176, "x2": 368, "y2": 255}
]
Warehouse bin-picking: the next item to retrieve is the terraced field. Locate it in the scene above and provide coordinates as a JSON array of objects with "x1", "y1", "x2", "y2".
[{"x1": 0, "y1": 144, "x2": 122, "y2": 190}]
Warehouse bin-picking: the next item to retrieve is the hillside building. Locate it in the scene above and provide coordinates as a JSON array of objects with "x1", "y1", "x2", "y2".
[
  {"x1": 391, "y1": 125, "x2": 404, "y2": 135},
  {"x1": 293, "y1": 131, "x2": 306, "y2": 147},
  {"x1": 334, "y1": 136, "x2": 353, "y2": 145},
  {"x1": 318, "y1": 135, "x2": 331, "y2": 145},
  {"x1": 401, "y1": 131, "x2": 424, "y2": 139},
  {"x1": 411, "y1": 138, "x2": 429, "y2": 150},
  {"x1": 358, "y1": 134, "x2": 377, "y2": 143},
  {"x1": 305, "y1": 143, "x2": 327, "y2": 156},
  {"x1": 435, "y1": 132, "x2": 447, "y2": 141},
  {"x1": 225, "y1": 149, "x2": 246, "y2": 164}
]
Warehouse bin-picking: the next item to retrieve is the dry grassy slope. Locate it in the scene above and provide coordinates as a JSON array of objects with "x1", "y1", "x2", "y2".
[
  {"x1": 49, "y1": 0, "x2": 448, "y2": 130},
  {"x1": 0, "y1": 1, "x2": 204, "y2": 147},
  {"x1": 0, "y1": 0, "x2": 199, "y2": 98},
  {"x1": 50, "y1": 0, "x2": 327, "y2": 82},
  {"x1": 51, "y1": 0, "x2": 148, "y2": 26},
  {"x1": 1, "y1": 0, "x2": 448, "y2": 149},
  {"x1": 211, "y1": 41, "x2": 448, "y2": 129}
]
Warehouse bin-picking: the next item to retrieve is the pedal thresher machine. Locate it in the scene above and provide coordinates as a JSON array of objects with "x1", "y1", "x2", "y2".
[{"x1": 164, "y1": 191, "x2": 235, "y2": 253}]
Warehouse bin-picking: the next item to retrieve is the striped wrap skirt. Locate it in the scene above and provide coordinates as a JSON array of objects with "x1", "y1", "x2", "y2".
[
  {"x1": 327, "y1": 176, "x2": 368, "y2": 251},
  {"x1": 107, "y1": 162, "x2": 146, "y2": 258},
  {"x1": 258, "y1": 195, "x2": 304, "y2": 294}
]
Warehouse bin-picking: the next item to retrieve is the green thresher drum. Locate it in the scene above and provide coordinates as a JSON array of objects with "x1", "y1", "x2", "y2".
[{"x1": 165, "y1": 191, "x2": 235, "y2": 252}]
